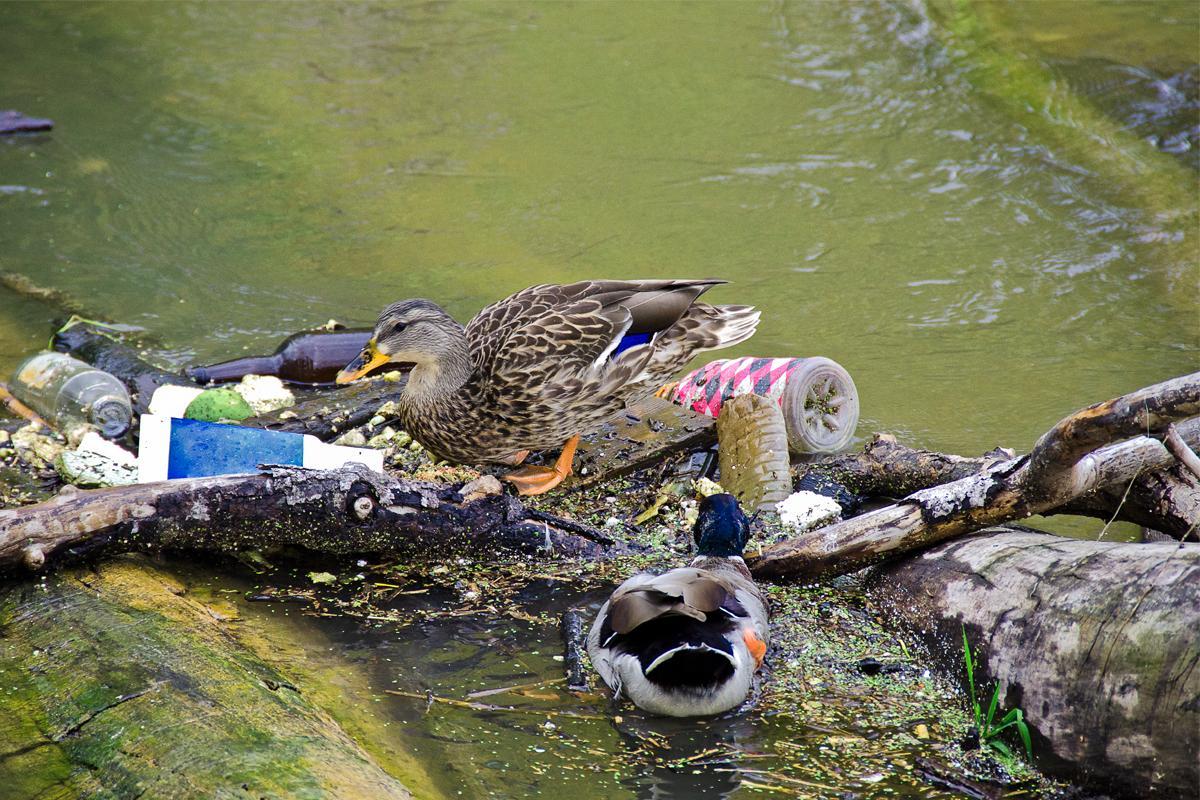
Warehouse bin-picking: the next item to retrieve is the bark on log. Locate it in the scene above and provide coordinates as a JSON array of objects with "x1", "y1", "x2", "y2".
[
  {"x1": 0, "y1": 464, "x2": 627, "y2": 574},
  {"x1": 0, "y1": 558, "x2": 416, "y2": 799},
  {"x1": 868, "y1": 528, "x2": 1200, "y2": 798},
  {"x1": 569, "y1": 397, "x2": 715, "y2": 489},
  {"x1": 751, "y1": 374, "x2": 1200, "y2": 581}
]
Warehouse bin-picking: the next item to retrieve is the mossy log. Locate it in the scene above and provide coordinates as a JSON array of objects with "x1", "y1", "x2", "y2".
[
  {"x1": 869, "y1": 528, "x2": 1200, "y2": 798},
  {"x1": 752, "y1": 373, "x2": 1200, "y2": 581},
  {"x1": 0, "y1": 558, "x2": 416, "y2": 799},
  {"x1": 0, "y1": 464, "x2": 625, "y2": 574}
]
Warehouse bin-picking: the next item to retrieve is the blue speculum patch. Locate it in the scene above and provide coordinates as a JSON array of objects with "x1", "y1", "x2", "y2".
[
  {"x1": 167, "y1": 417, "x2": 304, "y2": 478},
  {"x1": 612, "y1": 331, "x2": 652, "y2": 358}
]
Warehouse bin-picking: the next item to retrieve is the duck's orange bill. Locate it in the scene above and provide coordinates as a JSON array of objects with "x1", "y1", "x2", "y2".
[
  {"x1": 335, "y1": 341, "x2": 389, "y2": 384},
  {"x1": 743, "y1": 628, "x2": 766, "y2": 669}
]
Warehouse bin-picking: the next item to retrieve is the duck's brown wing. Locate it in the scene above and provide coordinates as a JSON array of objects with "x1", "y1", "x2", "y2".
[
  {"x1": 605, "y1": 567, "x2": 736, "y2": 636},
  {"x1": 464, "y1": 280, "x2": 725, "y2": 378}
]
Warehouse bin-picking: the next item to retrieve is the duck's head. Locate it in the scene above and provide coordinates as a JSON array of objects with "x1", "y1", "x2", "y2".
[
  {"x1": 693, "y1": 493, "x2": 751, "y2": 557},
  {"x1": 336, "y1": 299, "x2": 466, "y2": 384}
]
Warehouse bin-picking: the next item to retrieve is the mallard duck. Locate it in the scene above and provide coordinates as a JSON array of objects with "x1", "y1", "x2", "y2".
[
  {"x1": 587, "y1": 493, "x2": 769, "y2": 717},
  {"x1": 336, "y1": 280, "x2": 758, "y2": 494}
]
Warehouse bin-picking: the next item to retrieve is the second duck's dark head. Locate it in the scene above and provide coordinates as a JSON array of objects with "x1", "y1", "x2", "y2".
[{"x1": 693, "y1": 493, "x2": 751, "y2": 557}]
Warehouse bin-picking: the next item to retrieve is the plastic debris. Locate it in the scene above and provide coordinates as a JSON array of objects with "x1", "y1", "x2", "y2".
[
  {"x1": 137, "y1": 414, "x2": 384, "y2": 481},
  {"x1": 664, "y1": 355, "x2": 860, "y2": 453},
  {"x1": 148, "y1": 385, "x2": 205, "y2": 418}
]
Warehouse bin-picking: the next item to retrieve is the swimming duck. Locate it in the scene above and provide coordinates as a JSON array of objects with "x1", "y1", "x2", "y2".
[
  {"x1": 336, "y1": 280, "x2": 759, "y2": 495},
  {"x1": 587, "y1": 493, "x2": 769, "y2": 716}
]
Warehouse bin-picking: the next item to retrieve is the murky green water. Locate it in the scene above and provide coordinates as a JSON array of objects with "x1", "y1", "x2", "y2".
[{"x1": 1, "y1": 1, "x2": 1197, "y2": 795}]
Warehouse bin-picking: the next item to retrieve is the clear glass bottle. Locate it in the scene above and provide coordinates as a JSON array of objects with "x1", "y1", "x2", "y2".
[{"x1": 11, "y1": 352, "x2": 133, "y2": 439}]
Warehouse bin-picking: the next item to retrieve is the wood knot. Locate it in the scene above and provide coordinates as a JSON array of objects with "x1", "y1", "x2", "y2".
[{"x1": 351, "y1": 494, "x2": 375, "y2": 520}]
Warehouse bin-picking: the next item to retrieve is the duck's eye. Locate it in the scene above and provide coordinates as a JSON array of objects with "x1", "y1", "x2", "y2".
[{"x1": 388, "y1": 321, "x2": 407, "y2": 336}]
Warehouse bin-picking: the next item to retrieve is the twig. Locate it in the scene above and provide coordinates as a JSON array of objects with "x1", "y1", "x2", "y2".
[
  {"x1": 0, "y1": 383, "x2": 48, "y2": 427},
  {"x1": 525, "y1": 508, "x2": 615, "y2": 546},
  {"x1": 384, "y1": 688, "x2": 605, "y2": 720},
  {"x1": 0, "y1": 270, "x2": 97, "y2": 319},
  {"x1": 562, "y1": 608, "x2": 591, "y2": 692},
  {"x1": 1097, "y1": 468, "x2": 1140, "y2": 541},
  {"x1": 1165, "y1": 423, "x2": 1200, "y2": 479},
  {"x1": 466, "y1": 678, "x2": 565, "y2": 700},
  {"x1": 53, "y1": 684, "x2": 158, "y2": 741}
]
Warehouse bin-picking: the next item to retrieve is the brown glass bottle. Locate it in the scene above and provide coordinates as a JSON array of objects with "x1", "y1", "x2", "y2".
[{"x1": 187, "y1": 329, "x2": 377, "y2": 385}]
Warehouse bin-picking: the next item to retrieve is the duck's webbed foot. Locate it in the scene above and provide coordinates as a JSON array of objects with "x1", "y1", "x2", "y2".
[{"x1": 502, "y1": 435, "x2": 579, "y2": 496}]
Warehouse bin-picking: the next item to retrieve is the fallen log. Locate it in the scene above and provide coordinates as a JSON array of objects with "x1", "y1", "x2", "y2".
[
  {"x1": 0, "y1": 463, "x2": 626, "y2": 573},
  {"x1": 868, "y1": 528, "x2": 1200, "y2": 798},
  {"x1": 798, "y1": 433, "x2": 1200, "y2": 540},
  {"x1": 751, "y1": 373, "x2": 1200, "y2": 581},
  {"x1": 0, "y1": 558, "x2": 421, "y2": 799}
]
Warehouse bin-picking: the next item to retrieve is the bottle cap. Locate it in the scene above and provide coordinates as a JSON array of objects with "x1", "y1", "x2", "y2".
[{"x1": 90, "y1": 398, "x2": 131, "y2": 439}]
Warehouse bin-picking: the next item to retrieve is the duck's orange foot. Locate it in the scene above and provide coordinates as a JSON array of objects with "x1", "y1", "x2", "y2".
[
  {"x1": 502, "y1": 465, "x2": 568, "y2": 496},
  {"x1": 497, "y1": 449, "x2": 530, "y2": 466},
  {"x1": 501, "y1": 435, "x2": 579, "y2": 496},
  {"x1": 653, "y1": 381, "x2": 680, "y2": 400}
]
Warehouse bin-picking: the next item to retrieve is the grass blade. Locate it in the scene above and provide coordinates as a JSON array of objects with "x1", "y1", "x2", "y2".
[{"x1": 986, "y1": 683, "x2": 1002, "y2": 730}]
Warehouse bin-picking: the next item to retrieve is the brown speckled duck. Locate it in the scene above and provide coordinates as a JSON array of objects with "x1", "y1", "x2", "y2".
[{"x1": 336, "y1": 279, "x2": 759, "y2": 494}]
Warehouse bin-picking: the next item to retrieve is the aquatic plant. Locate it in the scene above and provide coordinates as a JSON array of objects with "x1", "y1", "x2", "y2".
[{"x1": 962, "y1": 627, "x2": 1033, "y2": 760}]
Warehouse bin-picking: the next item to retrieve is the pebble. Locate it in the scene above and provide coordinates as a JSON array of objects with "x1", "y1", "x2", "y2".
[
  {"x1": 778, "y1": 490, "x2": 843, "y2": 532},
  {"x1": 236, "y1": 374, "x2": 295, "y2": 416},
  {"x1": 56, "y1": 431, "x2": 138, "y2": 487},
  {"x1": 333, "y1": 430, "x2": 368, "y2": 447}
]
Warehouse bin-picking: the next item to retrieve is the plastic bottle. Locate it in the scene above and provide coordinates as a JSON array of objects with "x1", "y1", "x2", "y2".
[
  {"x1": 10, "y1": 352, "x2": 133, "y2": 439},
  {"x1": 663, "y1": 356, "x2": 860, "y2": 453},
  {"x1": 187, "y1": 329, "x2": 375, "y2": 385}
]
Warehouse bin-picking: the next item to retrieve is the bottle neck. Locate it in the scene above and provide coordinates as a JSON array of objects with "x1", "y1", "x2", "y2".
[{"x1": 189, "y1": 354, "x2": 281, "y2": 383}]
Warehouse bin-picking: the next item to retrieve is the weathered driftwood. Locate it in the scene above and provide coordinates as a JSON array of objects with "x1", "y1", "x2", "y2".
[
  {"x1": 799, "y1": 433, "x2": 1200, "y2": 540},
  {"x1": 569, "y1": 397, "x2": 715, "y2": 489},
  {"x1": 0, "y1": 464, "x2": 626, "y2": 573},
  {"x1": 869, "y1": 528, "x2": 1200, "y2": 798},
  {"x1": 750, "y1": 374, "x2": 1200, "y2": 581},
  {"x1": 0, "y1": 558, "x2": 416, "y2": 799}
]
